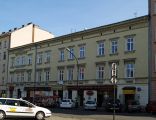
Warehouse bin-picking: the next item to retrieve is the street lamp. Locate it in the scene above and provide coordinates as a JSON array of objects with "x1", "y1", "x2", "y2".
[{"x1": 66, "y1": 48, "x2": 79, "y2": 107}]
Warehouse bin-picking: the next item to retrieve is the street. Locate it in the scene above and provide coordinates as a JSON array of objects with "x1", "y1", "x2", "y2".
[
  {"x1": 4, "y1": 108, "x2": 156, "y2": 120},
  {"x1": 45, "y1": 108, "x2": 156, "y2": 120}
]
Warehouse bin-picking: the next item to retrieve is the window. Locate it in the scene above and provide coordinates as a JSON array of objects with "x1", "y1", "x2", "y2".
[
  {"x1": 45, "y1": 70, "x2": 50, "y2": 82},
  {"x1": 96, "y1": 65, "x2": 104, "y2": 79},
  {"x1": 10, "y1": 57, "x2": 15, "y2": 67},
  {"x1": 27, "y1": 54, "x2": 32, "y2": 65},
  {"x1": 0, "y1": 53, "x2": 1, "y2": 60},
  {"x1": 126, "y1": 37, "x2": 134, "y2": 51},
  {"x1": 19, "y1": 101, "x2": 29, "y2": 107},
  {"x1": 2, "y1": 64, "x2": 5, "y2": 72},
  {"x1": 21, "y1": 56, "x2": 25, "y2": 65},
  {"x1": 0, "y1": 42, "x2": 1, "y2": 49},
  {"x1": 3, "y1": 52, "x2": 6, "y2": 60},
  {"x1": 97, "y1": 41, "x2": 104, "y2": 56},
  {"x1": 59, "y1": 49, "x2": 64, "y2": 61},
  {"x1": 67, "y1": 68, "x2": 73, "y2": 80},
  {"x1": 68, "y1": 48, "x2": 74, "y2": 60},
  {"x1": 125, "y1": 62, "x2": 134, "y2": 78},
  {"x1": 6, "y1": 100, "x2": 18, "y2": 106},
  {"x1": 58, "y1": 69, "x2": 64, "y2": 81},
  {"x1": 16, "y1": 73, "x2": 20, "y2": 82},
  {"x1": 27, "y1": 71, "x2": 31, "y2": 82},
  {"x1": 3, "y1": 41, "x2": 7, "y2": 48},
  {"x1": 15, "y1": 57, "x2": 20, "y2": 66},
  {"x1": 37, "y1": 71, "x2": 42, "y2": 82},
  {"x1": 10, "y1": 73, "x2": 14, "y2": 83},
  {"x1": 111, "y1": 40, "x2": 118, "y2": 54},
  {"x1": 0, "y1": 99, "x2": 6, "y2": 105},
  {"x1": 21, "y1": 72, "x2": 24, "y2": 82},
  {"x1": 79, "y1": 46, "x2": 85, "y2": 58},
  {"x1": 37, "y1": 53, "x2": 42, "y2": 64},
  {"x1": 79, "y1": 67, "x2": 85, "y2": 80},
  {"x1": 45, "y1": 51, "x2": 51, "y2": 63}
]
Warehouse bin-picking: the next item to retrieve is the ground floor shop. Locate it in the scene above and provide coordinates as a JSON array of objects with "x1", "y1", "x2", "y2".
[{"x1": 5, "y1": 83, "x2": 148, "y2": 107}]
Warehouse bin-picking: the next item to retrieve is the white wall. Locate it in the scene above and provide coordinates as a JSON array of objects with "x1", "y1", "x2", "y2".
[
  {"x1": 10, "y1": 25, "x2": 33, "y2": 48},
  {"x1": 10, "y1": 24, "x2": 54, "y2": 48},
  {"x1": 34, "y1": 26, "x2": 54, "y2": 42}
]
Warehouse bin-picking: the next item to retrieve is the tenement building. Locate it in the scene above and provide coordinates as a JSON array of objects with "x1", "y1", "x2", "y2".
[
  {"x1": 7, "y1": 16, "x2": 148, "y2": 107},
  {"x1": 0, "y1": 23, "x2": 54, "y2": 98}
]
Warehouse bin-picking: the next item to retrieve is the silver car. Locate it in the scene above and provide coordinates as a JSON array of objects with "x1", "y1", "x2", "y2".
[{"x1": 84, "y1": 101, "x2": 97, "y2": 110}]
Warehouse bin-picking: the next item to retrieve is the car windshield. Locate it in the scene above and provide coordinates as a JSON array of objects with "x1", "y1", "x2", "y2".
[
  {"x1": 62, "y1": 100, "x2": 70, "y2": 102},
  {"x1": 86, "y1": 101, "x2": 95, "y2": 104}
]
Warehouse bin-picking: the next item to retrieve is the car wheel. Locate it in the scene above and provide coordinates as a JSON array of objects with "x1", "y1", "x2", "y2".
[
  {"x1": 0, "y1": 111, "x2": 5, "y2": 120},
  {"x1": 35, "y1": 111, "x2": 45, "y2": 120}
]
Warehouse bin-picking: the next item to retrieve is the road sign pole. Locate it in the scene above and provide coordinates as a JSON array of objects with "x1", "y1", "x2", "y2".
[{"x1": 111, "y1": 63, "x2": 117, "y2": 120}]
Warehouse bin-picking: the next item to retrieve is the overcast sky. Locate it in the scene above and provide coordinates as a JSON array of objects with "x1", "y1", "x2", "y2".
[{"x1": 0, "y1": 0, "x2": 148, "y2": 37}]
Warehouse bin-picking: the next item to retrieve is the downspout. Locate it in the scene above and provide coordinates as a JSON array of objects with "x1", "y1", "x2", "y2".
[
  {"x1": 6, "y1": 34, "x2": 11, "y2": 97},
  {"x1": 148, "y1": 0, "x2": 152, "y2": 103}
]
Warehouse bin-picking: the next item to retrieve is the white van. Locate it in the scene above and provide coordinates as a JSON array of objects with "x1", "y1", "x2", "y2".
[{"x1": 0, "y1": 98, "x2": 52, "y2": 120}]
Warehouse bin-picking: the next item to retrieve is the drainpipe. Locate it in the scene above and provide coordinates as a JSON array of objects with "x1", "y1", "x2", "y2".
[{"x1": 148, "y1": 0, "x2": 152, "y2": 103}]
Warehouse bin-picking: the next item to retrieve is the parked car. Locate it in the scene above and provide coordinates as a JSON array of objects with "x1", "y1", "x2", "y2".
[
  {"x1": 146, "y1": 101, "x2": 156, "y2": 113},
  {"x1": 105, "y1": 99, "x2": 122, "y2": 112},
  {"x1": 127, "y1": 100, "x2": 141, "y2": 112},
  {"x1": 60, "y1": 99, "x2": 75, "y2": 108},
  {"x1": 0, "y1": 98, "x2": 52, "y2": 120},
  {"x1": 84, "y1": 100, "x2": 97, "y2": 110}
]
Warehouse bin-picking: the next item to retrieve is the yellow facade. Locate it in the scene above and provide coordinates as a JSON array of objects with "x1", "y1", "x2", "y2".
[{"x1": 7, "y1": 16, "x2": 149, "y2": 106}]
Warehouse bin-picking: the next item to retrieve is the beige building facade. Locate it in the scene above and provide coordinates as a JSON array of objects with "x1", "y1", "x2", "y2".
[
  {"x1": 7, "y1": 16, "x2": 149, "y2": 106},
  {"x1": 0, "y1": 23, "x2": 54, "y2": 97}
]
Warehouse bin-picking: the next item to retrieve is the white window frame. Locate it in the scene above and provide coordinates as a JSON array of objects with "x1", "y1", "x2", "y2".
[
  {"x1": 97, "y1": 41, "x2": 104, "y2": 56},
  {"x1": 67, "y1": 68, "x2": 73, "y2": 80},
  {"x1": 111, "y1": 40, "x2": 118, "y2": 54},
  {"x1": 68, "y1": 48, "x2": 74, "y2": 60},
  {"x1": 10, "y1": 73, "x2": 14, "y2": 83},
  {"x1": 79, "y1": 67, "x2": 85, "y2": 80},
  {"x1": 45, "y1": 51, "x2": 51, "y2": 63},
  {"x1": 125, "y1": 62, "x2": 135, "y2": 78},
  {"x1": 96, "y1": 65, "x2": 104, "y2": 79},
  {"x1": 28, "y1": 55, "x2": 32, "y2": 65},
  {"x1": 45, "y1": 70, "x2": 50, "y2": 82},
  {"x1": 60, "y1": 50, "x2": 64, "y2": 61},
  {"x1": 37, "y1": 53, "x2": 42, "y2": 64},
  {"x1": 126, "y1": 37, "x2": 134, "y2": 52},
  {"x1": 79, "y1": 46, "x2": 85, "y2": 58},
  {"x1": 58, "y1": 69, "x2": 64, "y2": 81},
  {"x1": 27, "y1": 71, "x2": 31, "y2": 82},
  {"x1": 21, "y1": 72, "x2": 25, "y2": 82}
]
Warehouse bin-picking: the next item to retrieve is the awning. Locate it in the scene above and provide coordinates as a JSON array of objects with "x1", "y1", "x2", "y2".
[
  {"x1": 123, "y1": 90, "x2": 135, "y2": 94},
  {"x1": 122, "y1": 86, "x2": 136, "y2": 94}
]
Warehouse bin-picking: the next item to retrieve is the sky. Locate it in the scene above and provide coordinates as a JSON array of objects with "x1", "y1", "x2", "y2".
[{"x1": 0, "y1": 0, "x2": 148, "y2": 37}]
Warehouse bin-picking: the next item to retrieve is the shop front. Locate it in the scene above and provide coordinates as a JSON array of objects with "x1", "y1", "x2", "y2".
[{"x1": 67, "y1": 85, "x2": 115, "y2": 107}]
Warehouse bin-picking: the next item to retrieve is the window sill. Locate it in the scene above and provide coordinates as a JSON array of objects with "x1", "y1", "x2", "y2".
[
  {"x1": 96, "y1": 55, "x2": 105, "y2": 58},
  {"x1": 58, "y1": 60, "x2": 65, "y2": 62},
  {"x1": 124, "y1": 50, "x2": 135, "y2": 54},
  {"x1": 78, "y1": 57, "x2": 85, "y2": 60},
  {"x1": 109, "y1": 53, "x2": 118, "y2": 56}
]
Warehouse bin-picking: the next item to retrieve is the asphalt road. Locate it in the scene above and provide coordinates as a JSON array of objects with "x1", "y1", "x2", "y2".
[
  {"x1": 45, "y1": 108, "x2": 156, "y2": 120},
  {"x1": 5, "y1": 108, "x2": 156, "y2": 120}
]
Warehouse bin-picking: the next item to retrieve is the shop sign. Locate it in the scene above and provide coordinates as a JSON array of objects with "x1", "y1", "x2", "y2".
[{"x1": 86, "y1": 90, "x2": 94, "y2": 96}]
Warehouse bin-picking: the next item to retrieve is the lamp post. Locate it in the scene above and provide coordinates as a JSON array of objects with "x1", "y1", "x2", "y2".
[{"x1": 66, "y1": 48, "x2": 79, "y2": 106}]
